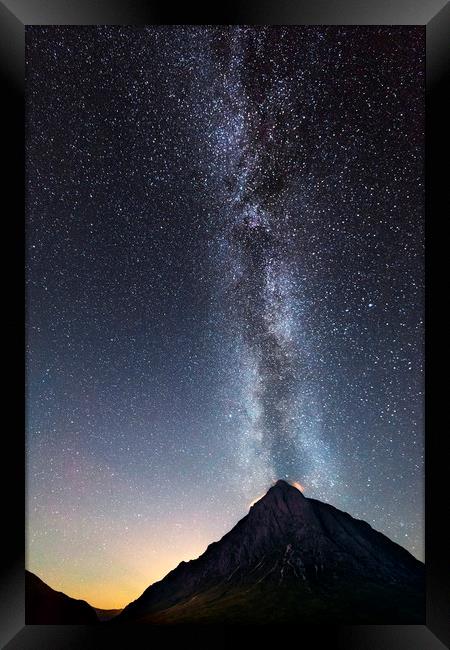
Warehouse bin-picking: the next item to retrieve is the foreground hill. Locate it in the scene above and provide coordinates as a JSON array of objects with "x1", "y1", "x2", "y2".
[{"x1": 25, "y1": 571, "x2": 98, "y2": 624}]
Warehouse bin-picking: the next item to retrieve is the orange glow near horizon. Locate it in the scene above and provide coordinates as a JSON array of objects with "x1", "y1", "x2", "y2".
[
  {"x1": 27, "y1": 537, "x2": 209, "y2": 610},
  {"x1": 26, "y1": 511, "x2": 222, "y2": 610},
  {"x1": 29, "y1": 482, "x2": 310, "y2": 609}
]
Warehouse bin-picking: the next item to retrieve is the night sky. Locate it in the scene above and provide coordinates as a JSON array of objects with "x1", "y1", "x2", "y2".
[{"x1": 26, "y1": 26, "x2": 424, "y2": 609}]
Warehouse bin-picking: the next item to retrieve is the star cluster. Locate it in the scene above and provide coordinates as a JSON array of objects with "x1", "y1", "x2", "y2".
[{"x1": 26, "y1": 26, "x2": 424, "y2": 609}]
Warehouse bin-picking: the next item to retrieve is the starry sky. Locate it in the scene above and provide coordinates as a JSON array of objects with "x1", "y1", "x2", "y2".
[{"x1": 26, "y1": 26, "x2": 424, "y2": 609}]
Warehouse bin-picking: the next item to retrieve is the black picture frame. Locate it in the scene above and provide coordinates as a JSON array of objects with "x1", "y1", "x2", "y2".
[{"x1": 2, "y1": 1, "x2": 448, "y2": 648}]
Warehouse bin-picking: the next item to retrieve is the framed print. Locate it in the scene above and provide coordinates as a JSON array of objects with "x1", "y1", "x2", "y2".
[{"x1": 1, "y1": 1, "x2": 448, "y2": 648}]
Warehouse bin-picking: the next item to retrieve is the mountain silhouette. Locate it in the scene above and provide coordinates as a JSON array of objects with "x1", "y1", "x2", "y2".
[
  {"x1": 115, "y1": 480, "x2": 424, "y2": 624},
  {"x1": 25, "y1": 571, "x2": 98, "y2": 624}
]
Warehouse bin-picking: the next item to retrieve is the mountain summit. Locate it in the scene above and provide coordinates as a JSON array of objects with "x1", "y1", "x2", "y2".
[{"x1": 115, "y1": 480, "x2": 424, "y2": 624}]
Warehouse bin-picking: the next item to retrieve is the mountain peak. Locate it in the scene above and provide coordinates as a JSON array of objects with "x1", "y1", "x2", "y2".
[
  {"x1": 261, "y1": 479, "x2": 306, "y2": 501},
  {"x1": 273, "y1": 479, "x2": 291, "y2": 488},
  {"x1": 247, "y1": 479, "x2": 306, "y2": 517},
  {"x1": 271, "y1": 479, "x2": 304, "y2": 493},
  {"x1": 249, "y1": 478, "x2": 309, "y2": 523}
]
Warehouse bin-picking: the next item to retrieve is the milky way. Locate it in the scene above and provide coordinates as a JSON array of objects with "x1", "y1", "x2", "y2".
[
  {"x1": 26, "y1": 26, "x2": 424, "y2": 608},
  {"x1": 207, "y1": 29, "x2": 319, "y2": 481}
]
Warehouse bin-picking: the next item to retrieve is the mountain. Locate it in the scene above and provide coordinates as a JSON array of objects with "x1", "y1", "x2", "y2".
[
  {"x1": 115, "y1": 480, "x2": 424, "y2": 624},
  {"x1": 94, "y1": 607, "x2": 123, "y2": 621},
  {"x1": 25, "y1": 571, "x2": 99, "y2": 624}
]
